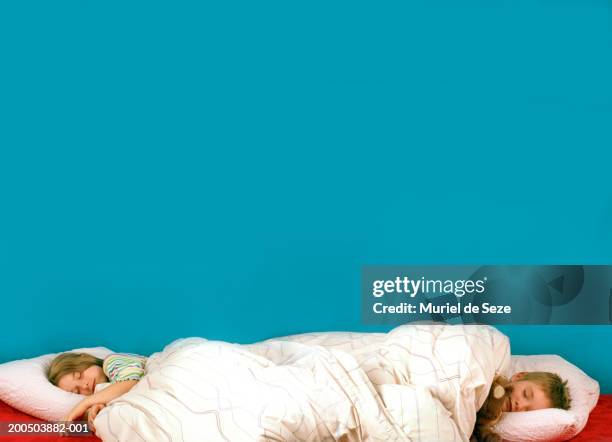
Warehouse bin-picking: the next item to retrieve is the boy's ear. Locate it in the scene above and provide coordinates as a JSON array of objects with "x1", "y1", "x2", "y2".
[{"x1": 511, "y1": 371, "x2": 527, "y2": 382}]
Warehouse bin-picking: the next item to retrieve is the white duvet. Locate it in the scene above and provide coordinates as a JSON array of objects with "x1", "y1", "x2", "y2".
[{"x1": 94, "y1": 324, "x2": 510, "y2": 441}]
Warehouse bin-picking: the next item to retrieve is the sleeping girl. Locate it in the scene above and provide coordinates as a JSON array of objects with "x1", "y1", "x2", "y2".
[
  {"x1": 472, "y1": 371, "x2": 572, "y2": 442},
  {"x1": 46, "y1": 352, "x2": 147, "y2": 432}
]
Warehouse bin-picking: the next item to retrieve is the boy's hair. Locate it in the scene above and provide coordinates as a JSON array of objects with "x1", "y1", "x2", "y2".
[
  {"x1": 47, "y1": 352, "x2": 104, "y2": 386},
  {"x1": 520, "y1": 371, "x2": 572, "y2": 410}
]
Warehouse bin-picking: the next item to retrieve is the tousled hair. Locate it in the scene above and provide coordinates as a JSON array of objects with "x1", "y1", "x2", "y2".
[
  {"x1": 520, "y1": 371, "x2": 571, "y2": 410},
  {"x1": 46, "y1": 352, "x2": 104, "y2": 387}
]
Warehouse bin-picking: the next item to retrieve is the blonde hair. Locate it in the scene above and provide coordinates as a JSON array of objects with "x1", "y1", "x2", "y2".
[
  {"x1": 520, "y1": 371, "x2": 571, "y2": 410},
  {"x1": 47, "y1": 352, "x2": 104, "y2": 386}
]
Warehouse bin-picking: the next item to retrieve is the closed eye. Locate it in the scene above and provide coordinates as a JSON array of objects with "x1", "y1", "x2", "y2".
[{"x1": 72, "y1": 372, "x2": 80, "y2": 394}]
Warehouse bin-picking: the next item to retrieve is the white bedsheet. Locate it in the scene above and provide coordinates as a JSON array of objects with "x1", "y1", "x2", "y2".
[{"x1": 94, "y1": 324, "x2": 510, "y2": 441}]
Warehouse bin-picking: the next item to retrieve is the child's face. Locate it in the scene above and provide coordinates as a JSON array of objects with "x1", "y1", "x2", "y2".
[
  {"x1": 503, "y1": 374, "x2": 552, "y2": 412},
  {"x1": 58, "y1": 365, "x2": 108, "y2": 396}
]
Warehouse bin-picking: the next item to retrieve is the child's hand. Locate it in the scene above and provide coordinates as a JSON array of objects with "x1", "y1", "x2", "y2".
[
  {"x1": 62, "y1": 398, "x2": 91, "y2": 422},
  {"x1": 62, "y1": 408, "x2": 83, "y2": 422},
  {"x1": 86, "y1": 403, "x2": 105, "y2": 433}
]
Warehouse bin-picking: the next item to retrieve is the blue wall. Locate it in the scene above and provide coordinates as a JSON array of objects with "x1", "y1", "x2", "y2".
[{"x1": 1, "y1": 2, "x2": 611, "y2": 392}]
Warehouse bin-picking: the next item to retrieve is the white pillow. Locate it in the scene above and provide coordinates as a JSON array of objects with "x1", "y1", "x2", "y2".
[
  {"x1": 493, "y1": 355, "x2": 599, "y2": 442},
  {"x1": 0, "y1": 347, "x2": 114, "y2": 421}
]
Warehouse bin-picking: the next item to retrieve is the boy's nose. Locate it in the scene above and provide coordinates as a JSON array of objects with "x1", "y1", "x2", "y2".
[{"x1": 512, "y1": 398, "x2": 521, "y2": 412}]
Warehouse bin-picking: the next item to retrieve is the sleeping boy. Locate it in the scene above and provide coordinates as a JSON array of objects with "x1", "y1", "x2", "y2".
[{"x1": 472, "y1": 371, "x2": 571, "y2": 441}]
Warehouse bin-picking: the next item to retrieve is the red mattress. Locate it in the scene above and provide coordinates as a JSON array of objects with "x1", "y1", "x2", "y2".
[
  {"x1": 0, "y1": 401, "x2": 100, "y2": 442},
  {"x1": 1, "y1": 396, "x2": 611, "y2": 441},
  {"x1": 569, "y1": 394, "x2": 612, "y2": 441}
]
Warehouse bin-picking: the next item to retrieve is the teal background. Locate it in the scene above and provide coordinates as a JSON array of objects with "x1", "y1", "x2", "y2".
[{"x1": 1, "y1": 2, "x2": 611, "y2": 393}]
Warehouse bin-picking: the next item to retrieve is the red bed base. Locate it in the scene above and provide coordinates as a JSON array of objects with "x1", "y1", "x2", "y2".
[
  {"x1": 568, "y1": 394, "x2": 612, "y2": 441},
  {"x1": 1, "y1": 396, "x2": 611, "y2": 441},
  {"x1": 0, "y1": 401, "x2": 100, "y2": 442}
]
